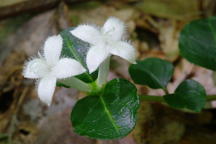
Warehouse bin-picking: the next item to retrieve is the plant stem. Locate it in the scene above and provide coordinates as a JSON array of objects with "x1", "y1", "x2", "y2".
[
  {"x1": 96, "y1": 57, "x2": 110, "y2": 87},
  {"x1": 163, "y1": 88, "x2": 169, "y2": 95},
  {"x1": 140, "y1": 95, "x2": 216, "y2": 102},
  {"x1": 59, "y1": 77, "x2": 91, "y2": 92},
  {"x1": 207, "y1": 95, "x2": 216, "y2": 101},
  {"x1": 140, "y1": 95, "x2": 165, "y2": 102}
]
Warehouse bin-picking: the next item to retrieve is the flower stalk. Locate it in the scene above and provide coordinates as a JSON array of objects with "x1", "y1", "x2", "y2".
[
  {"x1": 96, "y1": 57, "x2": 110, "y2": 87},
  {"x1": 59, "y1": 77, "x2": 91, "y2": 92}
]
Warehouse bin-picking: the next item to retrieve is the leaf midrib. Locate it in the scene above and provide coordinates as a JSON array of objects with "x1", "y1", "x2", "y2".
[
  {"x1": 65, "y1": 35, "x2": 84, "y2": 66},
  {"x1": 99, "y1": 96, "x2": 120, "y2": 135},
  {"x1": 139, "y1": 66, "x2": 165, "y2": 89},
  {"x1": 63, "y1": 32, "x2": 93, "y2": 82}
]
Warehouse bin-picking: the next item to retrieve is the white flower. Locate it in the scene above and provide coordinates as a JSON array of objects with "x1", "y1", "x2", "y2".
[
  {"x1": 23, "y1": 35, "x2": 86, "y2": 105},
  {"x1": 71, "y1": 17, "x2": 136, "y2": 73}
]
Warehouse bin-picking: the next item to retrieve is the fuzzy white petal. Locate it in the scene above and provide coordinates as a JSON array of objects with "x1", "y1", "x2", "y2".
[
  {"x1": 71, "y1": 25, "x2": 101, "y2": 45},
  {"x1": 110, "y1": 41, "x2": 136, "y2": 63},
  {"x1": 102, "y1": 17, "x2": 125, "y2": 41},
  {"x1": 23, "y1": 58, "x2": 49, "y2": 79},
  {"x1": 52, "y1": 58, "x2": 86, "y2": 79},
  {"x1": 37, "y1": 76, "x2": 57, "y2": 106},
  {"x1": 44, "y1": 35, "x2": 63, "y2": 65},
  {"x1": 87, "y1": 45, "x2": 109, "y2": 73}
]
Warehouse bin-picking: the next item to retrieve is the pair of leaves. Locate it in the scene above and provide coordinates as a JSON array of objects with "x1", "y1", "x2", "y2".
[
  {"x1": 129, "y1": 58, "x2": 206, "y2": 112},
  {"x1": 59, "y1": 28, "x2": 140, "y2": 139},
  {"x1": 71, "y1": 79, "x2": 139, "y2": 139},
  {"x1": 170, "y1": 16, "x2": 216, "y2": 111}
]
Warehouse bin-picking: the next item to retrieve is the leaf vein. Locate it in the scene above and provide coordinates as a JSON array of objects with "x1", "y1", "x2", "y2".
[{"x1": 99, "y1": 96, "x2": 120, "y2": 135}]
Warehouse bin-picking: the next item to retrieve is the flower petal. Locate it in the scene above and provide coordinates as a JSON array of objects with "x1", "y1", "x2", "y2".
[
  {"x1": 70, "y1": 25, "x2": 101, "y2": 45},
  {"x1": 109, "y1": 41, "x2": 136, "y2": 63},
  {"x1": 52, "y1": 58, "x2": 86, "y2": 79},
  {"x1": 37, "y1": 76, "x2": 57, "y2": 106},
  {"x1": 102, "y1": 17, "x2": 125, "y2": 41},
  {"x1": 23, "y1": 58, "x2": 49, "y2": 79},
  {"x1": 87, "y1": 45, "x2": 109, "y2": 73},
  {"x1": 44, "y1": 35, "x2": 63, "y2": 65}
]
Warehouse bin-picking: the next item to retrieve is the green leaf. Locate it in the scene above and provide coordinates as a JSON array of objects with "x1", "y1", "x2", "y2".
[
  {"x1": 179, "y1": 16, "x2": 216, "y2": 70},
  {"x1": 60, "y1": 28, "x2": 96, "y2": 83},
  {"x1": 71, "y1": 79, "x2": 139, "y2": 139},
  {"x1": 129, "y1": 58, "x2": 174, "y2": 89},
  {"x1": 164, "y1": 80, "x2": 206, "y2": 112},
  {"x1": 60, "y1": 27, "x2": 89, "y2": 68}
]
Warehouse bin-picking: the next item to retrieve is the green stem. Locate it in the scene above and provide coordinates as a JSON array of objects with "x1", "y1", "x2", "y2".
[
  {"x1": 140, "y1": 95, "x2": 216, "y2": 102},
  {"x1": 96, "y1": 57, "x2": 110, "y2": 87},
  {"x1": 140, "y1": 95, "x2": 165, "y2": 102},
  {"x1": 163, "y1": 88, "x2": 169, "y2": 95},
  {"x1": 59, "y1": 77, "x2": 91, "y2": 92},
  {"x1": 207, "y1": 95, "x2": 216, "y2": 101}
]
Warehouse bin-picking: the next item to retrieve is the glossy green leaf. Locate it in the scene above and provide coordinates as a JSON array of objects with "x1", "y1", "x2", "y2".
[
  {"x1": 179, "y1": 16, "x2": 216, "y2": 70},
  {"x1": 129, "y1": 58, "x2": 174, "y2": 89},
  {"x1": 71, "y1": 79, "x2": 139, "y2": 139},
  {"x1": 164, "y1": 80, "x2": 206, "y2": 112},
  {"x1": 60, "y1": 27, "x2": 89, "y2": 68},
  {"x1": 59, "y1": 28, "x2": 96, "y2": 83}
]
